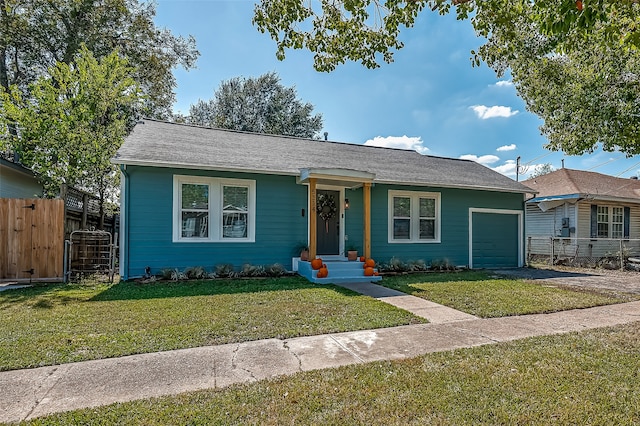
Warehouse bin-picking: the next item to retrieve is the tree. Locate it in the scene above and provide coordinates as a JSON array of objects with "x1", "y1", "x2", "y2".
[
  {"x1": 189, "y1": 72, "x2": 323, "y2": 138},
  {"x1": 0, "y1": 0, "x2": 198, "y2": 119},
  {"x1": 528, "y1": 163, "x2": 555, "y2": 179},
  {"x1": 253, "y1": 0, "x2": 640, "y2": 155},
  {"x1": 1, "y1": 46, "x2": 141, "y2": 225}
]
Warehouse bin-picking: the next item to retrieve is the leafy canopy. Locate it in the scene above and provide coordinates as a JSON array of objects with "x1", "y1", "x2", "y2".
[
  {"x1": 188, "y1": 72, "x2": 323, "y2": 138},
  {"x1": 253, "y1": 0, "x2": 640, "y2": 156},
  {"x1": 0, "y1": 46, "x2": 141, "y2": 205},
  {"x1": 0, "y1": 0, "x2": 198, "y2": 119}
]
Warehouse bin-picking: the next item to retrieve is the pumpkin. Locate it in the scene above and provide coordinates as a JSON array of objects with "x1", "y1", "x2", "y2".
[
  {"x1": 373, "y1": 271, "x2": 379, "y2": 276},
  {"x1": 359, "y1": 256, "x2": 365, "y2": 262},
  {"x1": 364, "y1": 258, "x2": 375, "y2": 268},
  {"x1": 311, "y1": 258, "x2": 323, "y2": 270},
  {"x1": 364, "y1": 267, "x2": 374, "y2": 276},
  {"x1": 317, "y1": 266, "x2": 329, "y2": 278}
]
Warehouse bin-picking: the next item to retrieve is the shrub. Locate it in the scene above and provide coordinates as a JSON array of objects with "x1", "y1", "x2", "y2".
[
  {"x1": 264, "y1": 263, "x2": 286, "y2": 277},
  {"x1": 430, "y1": 258, "x2": 456, "y2": 271},
  {"x1": 214, "y1": 263, "x2": 237, "y2": 278},
  {"x1": 241, "y1": 263, "x2": 266, "y2": 277},
  {"x1": 184, "y1": 266, "x2": 207, "y2": 280}
]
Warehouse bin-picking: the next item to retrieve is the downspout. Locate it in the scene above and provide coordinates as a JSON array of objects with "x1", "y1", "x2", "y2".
[
  {"x1": 523, "y1": 193, "x2": 528, "y2": 267},
  {"x1": 119, "y1": 164, "x2": 130, "y2": 280}
]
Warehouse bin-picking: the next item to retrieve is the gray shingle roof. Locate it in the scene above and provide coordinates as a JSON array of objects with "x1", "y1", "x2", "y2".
[{"x1": 113, "y1": 119, "x2": 532, "y2": 194}]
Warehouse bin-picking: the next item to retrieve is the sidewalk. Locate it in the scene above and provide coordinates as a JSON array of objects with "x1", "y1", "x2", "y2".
[{"x1": 1, "y1": 283, "x2": 639, "y2": 423}]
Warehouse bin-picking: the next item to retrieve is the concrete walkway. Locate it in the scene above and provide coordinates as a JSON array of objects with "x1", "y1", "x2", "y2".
[
  {"x1": 337, "y1": 281, "x2": 478, "y2": 323},
  {"x1": 1, "y1": 287, "x2": 639, "y2": 423}
]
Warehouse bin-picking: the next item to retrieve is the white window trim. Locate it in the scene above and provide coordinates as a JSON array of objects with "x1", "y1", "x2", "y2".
[
  {"x1": 388, "y1": 190, "x2": 441, "y2": 243},
  {"x1": 172, "y1": 175, "x2": 256, "y2": 243}
]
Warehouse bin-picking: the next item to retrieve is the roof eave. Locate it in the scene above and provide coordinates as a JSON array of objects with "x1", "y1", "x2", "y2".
[{"x1": 113, "y1": 158, "x2": 533, "y2": 194}]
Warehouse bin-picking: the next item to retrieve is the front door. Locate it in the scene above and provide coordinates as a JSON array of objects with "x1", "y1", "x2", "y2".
[{"x1": 316, "y1": 190, "x2": 340, "y2": 255}]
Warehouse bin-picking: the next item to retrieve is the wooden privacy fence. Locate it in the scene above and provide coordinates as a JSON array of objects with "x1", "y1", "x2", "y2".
[{"x1": 0, "y1": 198, "x2": 65, "y2": 280}]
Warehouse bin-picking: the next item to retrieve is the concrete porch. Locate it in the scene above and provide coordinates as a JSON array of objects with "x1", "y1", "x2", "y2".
[{"x1": 297, "y1": 256, "x2": 383, "y2": 284}]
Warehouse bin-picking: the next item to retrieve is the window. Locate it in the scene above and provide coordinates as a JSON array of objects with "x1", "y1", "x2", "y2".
[
  {"x1": 596, "y1": 206, "x2": 609, "y2": 238},
  {"x1": 173, "y1": 175, "x2": 255, "y2": 242},
  {"x1": 592, "y1": 205, "x2": 627, "y2": 239},
  {"x1": 388, "y1": 190, "x2": 440, "y2": 243},
  {"x1": 611, "y1": 207, "x2": 624, "y2": 238}
]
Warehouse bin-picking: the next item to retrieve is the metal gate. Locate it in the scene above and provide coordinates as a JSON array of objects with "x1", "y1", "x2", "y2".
[{"x1": 65, "y1": 230, "x2": 116, "y2": 282}]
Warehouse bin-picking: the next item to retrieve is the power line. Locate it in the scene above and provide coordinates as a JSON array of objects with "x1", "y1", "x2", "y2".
[
  {"x1": 586, "y1": 156, "x2": 624, "y2": 171},
  {"x1": 614, "y1": 160, "x2": 640, "y2": 177},
  {"x1": 522, "y1": 151, "x2": 553, "y2": 166}
]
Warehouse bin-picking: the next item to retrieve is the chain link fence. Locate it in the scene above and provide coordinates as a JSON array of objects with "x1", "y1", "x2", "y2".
[{"x1": 527, "y1": 237, "x2": 640, "y2": 271}]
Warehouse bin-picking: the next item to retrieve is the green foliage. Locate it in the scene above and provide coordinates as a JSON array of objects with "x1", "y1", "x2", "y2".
[
  {"x1": 0, "y1": 46, "x2": 141, "y2": 201},
  {"x1": 214, "y1": 263, "x2": 237, "y2": 278},
  {"x1": 264, "y1": 263, "x2": 287, "y2": 277},
  {"x1": 188, "y1": 72, "x2": 323, "y2": 138},
  {"x1": 529, "y1": 163, "x2": 555, "y2": 178},
  {"x1": 0, "y1": 0, "x2": 198, "y2": 118},
  {"x1": 184, "y1": 266, "x2": 207, "y2": 280},
  {"x1": 253, "y1": 0, "x2": 640, "y2": 155}
]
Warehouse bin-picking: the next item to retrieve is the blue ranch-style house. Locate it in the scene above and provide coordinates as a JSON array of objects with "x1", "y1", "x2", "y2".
[{"x1": 113, "y1": 119, "x2": 533, "y2": 282}]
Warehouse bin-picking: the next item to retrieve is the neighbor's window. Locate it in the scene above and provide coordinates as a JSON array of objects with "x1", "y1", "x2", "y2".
[
  {"x1": 597, "y1": 205, "x2": 609, "y2": 238},
  {"x1": 388, "y1": 190, "x2": 440, "y2": 243},
  {"x1": 596, "y1": 205, "x2": 625, "y2": 239},
  {"x1": 173, "y1": 175, "x2": 255, "y2": 242},
  {"x1": 611, "y1": 207, "x2": 624, "y2": 239}
]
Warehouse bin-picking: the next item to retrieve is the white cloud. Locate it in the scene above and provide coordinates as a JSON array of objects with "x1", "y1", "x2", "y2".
[
  {"x1": 459, "y1": 154, "x2": 500, "y2": 166},
  {"x1": 491, "y1": 160, "x2": 517, "y2": 178},
  {"x1": 364, "y1": 135, "x2": 429, "y2": 154},
  {"x1": 471, "y1": 105, "x2": 519, "y2": 119},
  {"x1": 496, "y1": 144, "x2": 517, "y2": 152},
  {"x1": 494, "y1": 80, "x2": 513, "y2": 87}
]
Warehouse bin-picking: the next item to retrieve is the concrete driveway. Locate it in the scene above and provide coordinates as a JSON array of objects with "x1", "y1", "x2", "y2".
[{"x1": 495, "y1": 267, "x2": 640, "y2": 295}]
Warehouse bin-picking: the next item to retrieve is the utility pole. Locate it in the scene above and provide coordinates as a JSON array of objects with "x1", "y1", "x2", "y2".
[{"x1": 516, "y1": 156, "x2": 521, "y2": 182}]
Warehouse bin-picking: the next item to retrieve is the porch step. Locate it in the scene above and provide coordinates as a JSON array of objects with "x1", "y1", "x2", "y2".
[{"x1": 298, "y1": 260, "x2": 382, "y2": 284}]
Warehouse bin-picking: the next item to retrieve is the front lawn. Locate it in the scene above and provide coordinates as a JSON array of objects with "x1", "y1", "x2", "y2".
[
  {"x1": 24, "y1": 322, "x2": 640, "y2": 425},
  {"x1": 0, "y1": 277, "x2": 424, "y2": 371},
  {"x1": 381, "y1": 270, "x2": 634, "y2": 317}
]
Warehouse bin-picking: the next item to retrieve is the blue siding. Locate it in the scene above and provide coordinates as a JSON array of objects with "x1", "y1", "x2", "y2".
[
  {"x1": 368, "y1": 184, "x2": 523, "y2": 267},
  {"x1": 123, "y1": 167, "x2": 525, "y2": 278},
  {"x1": 344, "y1": 188, "x2": 364, "y2": 252},
  {"x1": 124, "y1": 166, "x2": 308, "y2": 278}
]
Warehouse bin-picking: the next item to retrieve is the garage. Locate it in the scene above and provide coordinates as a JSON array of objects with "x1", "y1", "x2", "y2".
[{"x1": 469, "y1": 208, "x2": 523, "y2": 268}]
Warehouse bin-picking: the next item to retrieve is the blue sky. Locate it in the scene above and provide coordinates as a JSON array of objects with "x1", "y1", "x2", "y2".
[{"x1": 153, "y1": 0, "x2": 640, "y2": 180}]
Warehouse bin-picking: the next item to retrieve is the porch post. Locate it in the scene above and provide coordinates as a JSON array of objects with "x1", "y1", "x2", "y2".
[
  {"x1": 309, "y1": 178, "x2": 317, "y2": 259},
  {"x1": 363, "y1": 182, "x2": 371, "y2": 259}
]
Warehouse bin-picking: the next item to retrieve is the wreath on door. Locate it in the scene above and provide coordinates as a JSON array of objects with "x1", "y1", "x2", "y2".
[{"x1": 317, "y1": 193, "x2": 337, "y2": 233}]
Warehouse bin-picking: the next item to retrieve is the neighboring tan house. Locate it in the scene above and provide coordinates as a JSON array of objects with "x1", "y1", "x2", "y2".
[
  {"x1": 522, "y1": 168, "x2": 640, "y2": 261},
  {"x1": 113, "y1": 119, "x2": 533, "y2": 282},
  {"x1": 0, "y1": 156, "x2": 43, "y2": 198}
]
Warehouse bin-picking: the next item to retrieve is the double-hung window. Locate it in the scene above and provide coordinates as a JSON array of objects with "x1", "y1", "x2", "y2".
[
  {"x1": 592, "y1": 204, "x2": 629, "y2": 239},
  {"x1": 388, "y1": 190, "x2": 440, "y2": 243},
  {"x1": 173, "y1": 175, "x2": 255, "y2": 242}
]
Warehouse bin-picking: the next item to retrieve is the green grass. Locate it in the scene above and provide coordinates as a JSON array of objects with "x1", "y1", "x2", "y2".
[
  {"x1": 24, "y1": 322, "x2": 640, "y2": 425},
  {"x1": 0, "y1": 277, "x2": 424, "y2": 371},
  {"x1": 381, "y1": 270, "x2": 635, "y2": 318}
]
